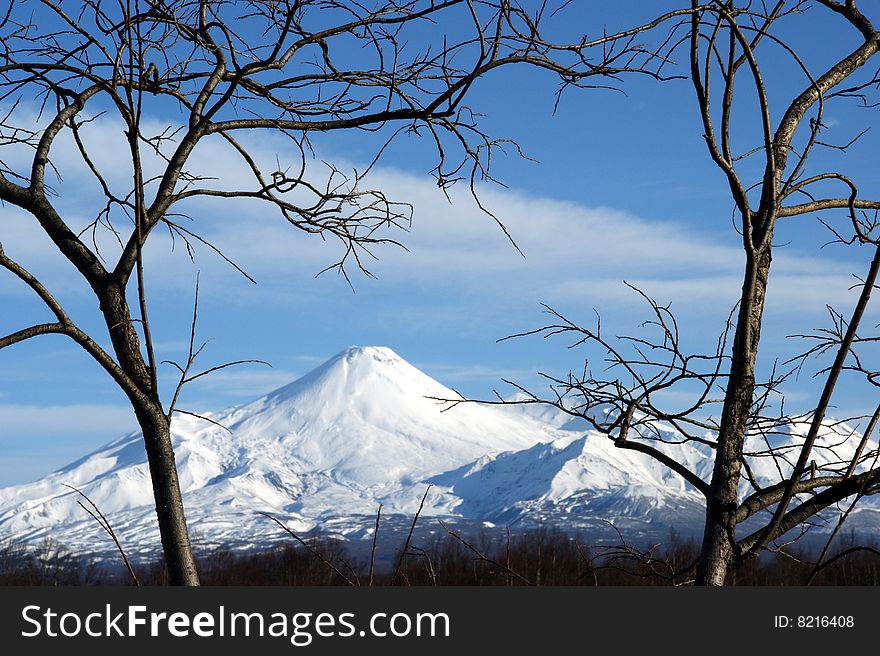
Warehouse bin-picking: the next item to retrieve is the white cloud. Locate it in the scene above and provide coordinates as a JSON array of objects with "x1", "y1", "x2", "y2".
[{"x1": 2, "y1": 110, "x2": 872, "y2": 362}]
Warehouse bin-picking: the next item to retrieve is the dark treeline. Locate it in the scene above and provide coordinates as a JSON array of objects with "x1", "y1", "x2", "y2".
[
  {"x1": 3, "y1": 528, "x2": 880, "y2": 586},
  {"x1": 0, "y1": 539, "x2": 101, "y2": 585}
]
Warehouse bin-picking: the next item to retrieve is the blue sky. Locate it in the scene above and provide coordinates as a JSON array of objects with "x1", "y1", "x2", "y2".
[{"x1": 2, "y1": 2, "x2": 879, "y2": 486}]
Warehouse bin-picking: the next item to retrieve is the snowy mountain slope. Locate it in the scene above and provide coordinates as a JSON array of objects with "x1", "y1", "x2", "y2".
[
  {"x1": 428, "y1": 433, "x2": 708, "y2": 523},
  {"x1": 0, "y1": 346, "x2": 876, "y2": 560},
  {"x1": 0, "y1": 347, "x2": 577, "y2": 557}
]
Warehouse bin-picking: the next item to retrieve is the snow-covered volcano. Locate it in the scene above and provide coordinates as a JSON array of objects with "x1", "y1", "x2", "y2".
[{"x1": 1, "y1": 346, "x2": 874, "y2": 560}]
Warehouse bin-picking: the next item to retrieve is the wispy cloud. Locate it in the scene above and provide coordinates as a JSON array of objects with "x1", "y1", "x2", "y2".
[
  {"x1": 415, "y1": 361, "x2": 540, "y2": 385},
  {"x1": 174, "y1": 367, "x2": 301, "y2": 406},
  {"x1": 0, "y1": 404, "x2": 135, "y2": 439},
  {"x1": 2, "y1": 111, "x2": 866, "y2": 326}
]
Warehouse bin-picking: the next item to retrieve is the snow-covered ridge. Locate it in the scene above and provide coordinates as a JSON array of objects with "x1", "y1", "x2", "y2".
[{"x1": 0, "y1": 346, "x2": 876, "y2": 559}]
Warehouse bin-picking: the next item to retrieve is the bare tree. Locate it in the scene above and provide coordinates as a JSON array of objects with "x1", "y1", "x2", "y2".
[
  {"x1": 482, "y1": 0, "x2": 880, "y2": 586},
  {"x1": 0, "y1": 0, "x2": 684, "y2": 584}
]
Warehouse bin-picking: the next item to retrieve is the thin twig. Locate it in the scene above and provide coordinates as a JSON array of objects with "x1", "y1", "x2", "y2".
[
  {"x1": 258, "y1": 512, "x2": 356, "y2": 587},
  {"x1": 390, "y1": 486, "x2": 431, "y2": 586},
  {"x1": 440, "y1": 521, "x2": 533, "y2": 585},
  {"x1": 63, "y1": 484, "x2": 139, "y2": 586},
  {"x1": 369, "y1": 503, "x2": 382, "y2": 587}
]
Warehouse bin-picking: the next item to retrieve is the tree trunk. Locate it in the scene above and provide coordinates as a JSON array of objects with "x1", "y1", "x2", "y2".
[
  {"x1": 695, "y1": 240, "x2": 772, "y2": 586},
  {"x1": 99, "y1": 282, "x2": 200, "y2": 585},
  {"x1": 134, "y1": 402, "x2": 200, "y2": 586}
]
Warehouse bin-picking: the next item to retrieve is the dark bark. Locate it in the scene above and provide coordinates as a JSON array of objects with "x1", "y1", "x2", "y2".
[
  {"x1": 98, "y1": 282, "x2": 199, "y2": 586},
  {"x1": 695, "y1": 239, "x2": 773, "y2": 586},
  {"x1": 133, "y1": 402, "x2": 200, "y2": 586},
  {"x1": 690, "y1": 3, "x2": 879, "y2": 587}
]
